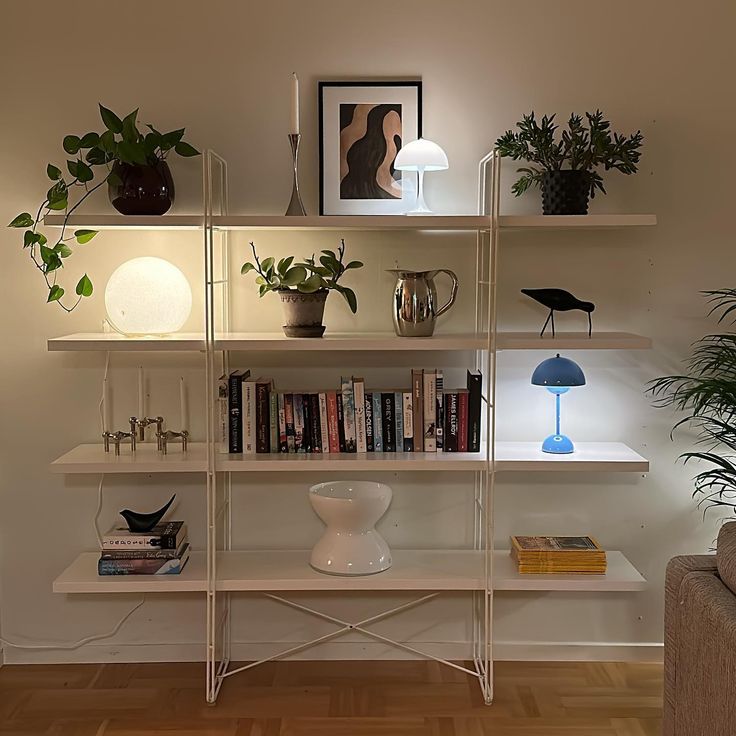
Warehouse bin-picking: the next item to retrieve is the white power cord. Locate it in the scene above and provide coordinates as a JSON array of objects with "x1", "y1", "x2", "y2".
[
  {"x1": 0, "y1": 597, "x2": 145, "y2": 650},
  {"x1": 93, "y1": 351, "x2": 111, "y2": 547}
]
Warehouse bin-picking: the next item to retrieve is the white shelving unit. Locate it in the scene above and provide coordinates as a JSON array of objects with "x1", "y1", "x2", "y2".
[{"x1": 46, "y1": 150, "x2": 654, "y2": 706}]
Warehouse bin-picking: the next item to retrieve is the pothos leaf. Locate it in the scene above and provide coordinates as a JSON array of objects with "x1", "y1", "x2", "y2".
[
  {"x1": 75, "y1": 273, "x2": 93, "y2": 297},
  {"x1": 47, "y1": 285, "x2": 64, "y2": 302}
]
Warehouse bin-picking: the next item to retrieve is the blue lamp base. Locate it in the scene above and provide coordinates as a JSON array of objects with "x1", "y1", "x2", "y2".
[{"x1": 542, "y1": 434, "x2": 574, "y2": 454}]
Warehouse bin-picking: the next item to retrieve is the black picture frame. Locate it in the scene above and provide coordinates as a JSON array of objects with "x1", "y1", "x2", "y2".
[{"x1": 319, "y1": 80, "x2": 423, "y2": 216}]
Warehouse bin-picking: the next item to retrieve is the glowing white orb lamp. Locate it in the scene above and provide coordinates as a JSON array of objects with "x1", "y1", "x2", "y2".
[
  {"x1": 105, "y1": 257, "x2": 192, "y2": 336},
  {"x1": 394, "y1": 137, "x2": 449, "y2": 215}
]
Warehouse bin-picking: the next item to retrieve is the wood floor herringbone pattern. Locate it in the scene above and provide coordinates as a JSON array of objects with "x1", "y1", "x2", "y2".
[{"x1": 0, "y1": 660, "x2": 663, "y2": 735}]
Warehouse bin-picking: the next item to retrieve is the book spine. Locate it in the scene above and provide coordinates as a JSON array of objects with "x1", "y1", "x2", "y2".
[
  {"x1": 319, "y1": 393, "x2": 330, "y2": 454},
  {"x1": 381, "y1": 392, "x2": 396, "y2": 452},
  {"x1": 402, "y1": 391, "x2": 414, "y2": 452},
  {"x1": 309, "y1": 393, "x2": 322, "y2": 453},
  {"x1": 293, "y1": 393, "x2": 305, "y2": 453},
  {"x1": 423, "y1": 371, "x2": 436, "y2": 452},
  {"x1": 394, "y1": 391, "x2": 403, "y2": 453},
  {"x1": 217, "y1": 375, "x2": 229, "y2": 453},
  {"x1": 326, "y1": 391, "x2": 340, "y2": 453},
  {"x1": 444, "y1": 392, "x2": 459, "y2": 452},
  {"x1": 354, "y1": 378, "x2": 367, "y2": 452},
  {"x1": 269, "y1": 390, "x2": 279, "y2": 453},
  {"x1": 467, "y1": 371, "x2": 482, "y2": 453},
  {"x1": 435, "y1": 370, "x2": 444, "y2": 451},
  {"x1": 336, "y1": 393, "x2": 346, "y2": 452},
  {"x1": 243, "y1": 381, "x2": 257, "y2": 454},
  {"x1": 301, "y1": 393, "x2": 312, "y2": 453},
  {"x1": 101, "y1": 531, "x2": 184, "y2": 551},
  {"x1": 372, "y1": 392, "x2": 383, "y2": 452},
  {"x1": 341, "y1": 376, "x2": 357, "y2": 453},
  {"x1": 458, "y1": 391, "x2": 469, "y2": 452},
  {"x1": 284, "y1": 393, "x2": 296, "y2": 453},
  {"x1": 411, "y1": 369, "x2": 424, "y2": 452},
  {"x1": 255, "y1": 382, "x2": 270, "y2": 453},
  {"x1": 228, "y1": 372, "x2": 243, "y2": 453},
  {"x1": 98, "y1": 550, "x2": 190, "y2": 576},
  {"x1": 278, "y1": 393, "x2": 288, "y2": 453},
  {"x1": 100, "y1": 546, "x2": 184, "y2": 560},
  {"x1": 365, "y1": 392, "x2": 374, "y2": 452}
]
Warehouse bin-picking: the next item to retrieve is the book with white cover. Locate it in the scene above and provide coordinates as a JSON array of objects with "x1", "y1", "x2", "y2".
[
  {"x1": 319, "y1": 392, "x2": 330, "y2": 453},
  {"x1": 354, "y1": 378, "x2": 367, "y2": 453},
  {"x1": 423, "y1": 370, "x2": 437, "y2": 452}
]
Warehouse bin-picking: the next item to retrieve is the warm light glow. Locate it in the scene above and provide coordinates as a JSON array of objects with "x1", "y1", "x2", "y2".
[{"x1": 105, "y1": 257, "x2": 192, "y2": 336}]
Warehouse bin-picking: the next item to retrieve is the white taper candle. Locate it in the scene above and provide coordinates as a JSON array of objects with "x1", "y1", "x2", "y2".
[
  {"x1": 137, "y1": 366, "x2": 144, "y2": 418},
  {"x1": 290, "y1": 72, "x2": 300, "y2": 135},
  {"x1": 103, "y1": 378, "x2": 112, "y2": 433},
  {"x1": 180, "y1": 376, "x2": 188, "y2": 432}
]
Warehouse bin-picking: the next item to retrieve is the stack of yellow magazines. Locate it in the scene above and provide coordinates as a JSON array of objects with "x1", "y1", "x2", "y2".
[{"x1": 510, "y1": 536, "x2": 607, "y2": 574}]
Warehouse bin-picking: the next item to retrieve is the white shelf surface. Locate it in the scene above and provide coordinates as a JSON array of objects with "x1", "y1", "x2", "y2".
[
  {"x1": 214, "y1": 215, "x2": 491, "y2": 231},
  {"x1": 49, "y1": 442, "x2": 647, "y2": 474},
  {"x1": 53, "y1": 549, "x2": 646, "y2": 594},
  {"x1": 47, "y1": 331, "x2": 651, "y2": 353},
  {"x1": 499, "y1": 214, "x2": 656, "y2": 230},
  {"x1": 49, "y1": 443, "x2": 208, "y2": 474},
  {"x1": 43, "y1": 214, "x2": 203, "y2": 230}
]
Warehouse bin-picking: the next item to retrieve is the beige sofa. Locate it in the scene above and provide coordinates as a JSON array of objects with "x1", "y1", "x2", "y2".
[{"x1": 664, "y1": 521, "x2": 736, "y2": 735}]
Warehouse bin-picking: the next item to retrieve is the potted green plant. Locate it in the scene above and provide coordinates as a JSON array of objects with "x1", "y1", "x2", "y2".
[
  {"x1": 8, "y1": 104, "x2": 199, "y2": 311},
  {"x1": 495, "y1": 110, "x2": 643, "y2": 215},
  {"x1": 241, "y1": 239, "x2": 363, "y2": 337},
  {"x1": 649, "y1": 289, "x2": 736, "y2": 518}
]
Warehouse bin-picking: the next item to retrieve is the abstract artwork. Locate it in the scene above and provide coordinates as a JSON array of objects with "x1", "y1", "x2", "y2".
[{"x1": 320, "y1": 81, "x2": 421, "y2": 215}]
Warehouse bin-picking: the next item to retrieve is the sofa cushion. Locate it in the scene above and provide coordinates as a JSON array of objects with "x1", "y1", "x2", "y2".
[{"x1": 717, "y1": 521, "x2": 736, "y2": 595}]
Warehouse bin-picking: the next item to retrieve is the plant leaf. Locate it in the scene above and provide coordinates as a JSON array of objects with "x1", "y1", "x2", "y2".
[
  {"x1": 63, "y1": 135, "x2": 81, "y2": 154},
  {"x1": 8, "y1": 212, "x2": 33, "y2": 228},
  {"x1": 56, "y1": 243, "x2": 73, "y2": 258},
  {"x1": 75, "y1": 161, "x2": 94, "y2": 183},
  {"x1": 116, "y1": 141, "x2": 148, "y2": 166},
  {"x1": 99, "y1": 103, "x2": 123, "y2": 133},
  {"x1": 121, "y1": 109, "x2": 140, "y2": 143},
  {"x1": 298, "y1": 274, "x2": 324, "y2": 293},
  {"x1": 161, "y1": 129, "x2": 185, "y2": 150},
  {"x1": 342, "y1": 286, "x2": 358, "y2": 314},
  {"x1": 47, "y1": 285, "x2": 64, "y2": 302},
  {"x1": 85, "y1": 147, "x2": 108, "y2": 165},
  {"x1": 174, "y1": 141, "x2": 200, "y2": 157},
  {"x1": 74, "y1": 229, "x2": 98, "y2": 244},
  {"x1": 240, "y1": 262, "x2": 255, "y2": 275},
  {"x1": 79, "y1": 132, "x2": 100, "y2": 149},
  {"x1": 281, "y1": 265, "x2": 307, "y2": 287},
  {"x1": 75, "y1": 273, "x2": 93, "y2": 297},
  {"x1": 46, "y1": 164, "x2": 62, "y2": 180}
]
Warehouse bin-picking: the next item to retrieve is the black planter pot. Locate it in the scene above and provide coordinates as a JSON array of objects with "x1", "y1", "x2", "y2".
[
  {"x1": 108, "y1": 160, "x2": 175, "y2": 216},
  {"x1": 541, "y1": 170, "x2": 590, "y2": 215}
]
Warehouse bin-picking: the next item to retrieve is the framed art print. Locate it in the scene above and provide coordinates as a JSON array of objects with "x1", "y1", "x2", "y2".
[{"x1": 319, "y1": 81, "x2": 422, "y2": 215}]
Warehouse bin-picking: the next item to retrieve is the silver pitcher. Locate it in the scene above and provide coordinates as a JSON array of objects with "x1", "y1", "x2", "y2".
[{"x1": 388, "y1": 269, "x2": 459, "y2": 337}]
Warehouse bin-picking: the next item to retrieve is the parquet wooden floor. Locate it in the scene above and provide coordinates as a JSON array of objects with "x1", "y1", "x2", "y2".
[{"x1": 0, "y1": 660, "x2": 663, "y2": 735}]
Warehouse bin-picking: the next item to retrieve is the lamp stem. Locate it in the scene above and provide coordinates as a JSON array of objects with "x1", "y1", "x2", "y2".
[{"x1": 555, "y1": 392, "x2": 561, "y2": 437}]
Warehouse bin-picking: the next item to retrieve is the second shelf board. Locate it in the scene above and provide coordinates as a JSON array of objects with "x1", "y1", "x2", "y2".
[
  {"x1": 50, "y1": 442, "x2": 648, "y2": 474},
  {"x1": 53, "y1": 549, "x2": 646, "y2": 594}
]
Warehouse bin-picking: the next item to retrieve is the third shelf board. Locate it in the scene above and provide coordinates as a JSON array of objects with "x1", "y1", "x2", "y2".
[
  {"x1": 47, "y1": 331, "x2": 652, "y2": 352},
  {"x1": 49, "y1": 442, "x2": 649, "y2": 474},
  {"x1": 53, "y1": 549, "x2": 646, "y2": 594}
]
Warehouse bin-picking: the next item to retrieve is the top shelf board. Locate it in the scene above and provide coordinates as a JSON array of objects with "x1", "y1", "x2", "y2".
[{"x1": 43, "y1": 213, "x2": 656, "y2": 232}]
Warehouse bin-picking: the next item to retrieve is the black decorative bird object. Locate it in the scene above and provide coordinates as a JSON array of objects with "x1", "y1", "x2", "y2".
[
  {"x1": 120, "y1": 494, "x2": 176, "y2": 533},
  {"x1": 521, "y1": 288, "x2": 595, "y2": 338}
]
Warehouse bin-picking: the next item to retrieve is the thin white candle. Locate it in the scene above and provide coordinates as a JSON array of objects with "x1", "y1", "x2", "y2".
[
  {"x1": 290, "y1": 72, "x2": 300, "y2": 135},
  {"x1": 180, "y1": 376, "x2": 188, "y2": 432},
  {"x1": 103, "y1": 378, "x2": 112, "y2": 433},
  {"x1": 137, "y1": 366, "x2": 144, "y2": 418}
]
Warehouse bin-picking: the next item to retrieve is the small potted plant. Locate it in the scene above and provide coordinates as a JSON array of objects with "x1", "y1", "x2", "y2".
[
  {"x1": 495, "y1": 110, "x2": 643, "y2": 215},
  {"x1": 8, "y1": 104, "x2": 199, "y2": 311},
  {"x1": 241, "y1": 239, "x2": 362, "y2": 337}
]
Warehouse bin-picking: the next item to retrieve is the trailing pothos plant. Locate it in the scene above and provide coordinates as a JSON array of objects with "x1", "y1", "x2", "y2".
[
  {"x1": 495, "y1": 110, "x2": 644, "y2": 198},
  {"x1": 8, "y1": 104, "x2": 199, "y2": 311},
  {"x1": 241, "y1": 239, "x2": 363, "y2": 313},
  {"x1": 649, "y1": 289, "x2": 736, "y2": 518}
]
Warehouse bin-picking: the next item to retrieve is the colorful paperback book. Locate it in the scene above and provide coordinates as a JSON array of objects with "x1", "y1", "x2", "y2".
[
  {"x1": 365, "y1": 392, "x2": 374, "y2": 452},
  {"x1": 255, "y1": 380, "x2": 271, "y2": 453},
  {"x1": 423, "y1": 370, "x2": 437, "y2": 452},
  {"x1": 435, "y1": 370, "x2": 444, "y2": 451},
  {"x1": 336, "y1": 393, "x2": 346, "y2": 452},
  {"x1": 309, "y1": 393, "x2": 322, "y2": 453},
  {"x1": 293, "y1": 393, "x2": 305, "y2": 452},
  {"x1": 277, "y1": 393, "x2": 288, "y2": 453},
  {"x1": 444, "y1": 391, "x2": 459, "y2": 452},
  {"x1": 217, "y1": 374, "x2": 229, "y2": 454},
  {"x1": 341, "y1": 376, "x2": 357, "y2": 452},
  {"x1": 326, "y1": 391, "x2": 340, "y2": 453},
  {"x1": 467, "y1": 370, "x2": 482, "y2": 453},
  {"x1": 228, "y1": 369, "x2": 249, "y2": 453},
  {"x1": 354, "y1": 378, "x2": 367, "y2": 452},
  {"x1": 372, "y1": 392, "x2": 383, "y2": 452},
  {"x1": 269, "y1": 390, "x2": 279, "y2": 453},
  {"x1": 394, "y1": 391, "x2": 403, "y2": 454},
  {"x1": 402, "y1": 391, "x2": 414, "y2": 452},
  {"x1": 458, "y1": 390, "x2": 469, "y2": 452},
  {"x1": 98, "y1": 544, "x2": 191, "y2": 576},
  {"x1": 411, "y1": 369, "x2": 424, "y2": 452},
  {"x1": 319, "y1": 393, "x2": 330, "y2": 454},
  {"x1": 381, "y1": 392, "x2": 396, "y2": 452},
  {"x1": 242, "y1": 377, "x2": 258, "y2": 454},
  {"x1": 284, "y1": 393, "x2": 296, "y2": 453},
  {"x1": 101, "y1": 522, "x2": 187, "y2": 551},
  {"x1": 100, "y1": 540, "x2": 189, "y2": 560}
]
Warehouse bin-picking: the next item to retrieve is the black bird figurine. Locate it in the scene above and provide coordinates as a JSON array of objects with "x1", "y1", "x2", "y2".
[
  {"x1": 521, "y1": 288, "x2": 595, "y2": 338},
  {"x1": 120, "y1": 494, "x2": 176, "y2": 533}
]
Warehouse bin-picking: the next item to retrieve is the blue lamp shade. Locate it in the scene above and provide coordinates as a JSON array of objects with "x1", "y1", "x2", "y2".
[{"x1": 531, "y1": 354, "x2": 586, "y2": 455}]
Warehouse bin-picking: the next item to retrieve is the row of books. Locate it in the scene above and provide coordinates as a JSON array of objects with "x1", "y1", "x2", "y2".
[
  {"x1": 98, "y1": 521, "x2": 190, "y2": 576},
  {"x1": 510, "y1": 536, "x2": 607, "y2": 575},
  {"x1": 219, "y1": 369, "x2": 483, "y2": 455}
]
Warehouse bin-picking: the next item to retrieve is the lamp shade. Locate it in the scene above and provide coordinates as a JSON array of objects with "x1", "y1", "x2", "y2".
[
  {"x1": 531, "y1": 353, "x2": 586, "y2": 387},
  {"x1": 105, "y1": 257, "x2": 192, "y2": 336},
  {"x1": 394, "y1": 138, "x2": 449, "y2": 172}
]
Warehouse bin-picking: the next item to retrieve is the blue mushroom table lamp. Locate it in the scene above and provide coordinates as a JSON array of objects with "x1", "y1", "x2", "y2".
[{"x1": 531, "y1": 353, "x2": 586, "y2": 454}]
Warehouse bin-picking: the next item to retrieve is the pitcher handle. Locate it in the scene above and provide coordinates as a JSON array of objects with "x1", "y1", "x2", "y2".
[{"x1": 433, "y1": 269, "x2": 459, "y2": 318}]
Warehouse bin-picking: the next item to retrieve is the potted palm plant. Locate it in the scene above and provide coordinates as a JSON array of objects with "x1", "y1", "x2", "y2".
[
  {"x1": 241, "y1": 239, "x2": 363, "y2": 337},
  {"x1": 649, "y1": 289, "x2": 736, "y2": 518},
  {"x1": 495, "y1": 110, "x2": 643, "y2": 215}
]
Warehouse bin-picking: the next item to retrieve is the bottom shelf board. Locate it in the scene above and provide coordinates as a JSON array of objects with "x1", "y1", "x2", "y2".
[{"x1": 53, "y1": 549, "x2": 646, "y2": 594}]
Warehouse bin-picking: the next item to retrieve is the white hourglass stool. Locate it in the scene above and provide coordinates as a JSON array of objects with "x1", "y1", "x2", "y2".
[{"x1": 309, "y1": 480, "x2": 393, "y2": 576}]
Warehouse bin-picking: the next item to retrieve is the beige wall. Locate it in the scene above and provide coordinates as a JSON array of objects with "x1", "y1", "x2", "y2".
[{"x1": 1, "y1": 0, "x2": 735, "y2": 663}]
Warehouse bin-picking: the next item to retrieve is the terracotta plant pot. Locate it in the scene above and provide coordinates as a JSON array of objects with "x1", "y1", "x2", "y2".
[
  {"x1": 279, "y1": 290, "x2": 328, "y2": 337},
  {"x1": 108, "y1": 160, "x2": 175, "y2": 215},
  {"x1": 541, "y1": 170, "x2": 590, "y2": 215}
]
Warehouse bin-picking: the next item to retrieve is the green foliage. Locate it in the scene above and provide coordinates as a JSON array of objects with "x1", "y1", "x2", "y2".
[
  {"x1": 495, "y1": 110, "x2": 643, "y2": 198},
  {"x1": 8, "y1": 104, "x2": 200, "y2": 312},
  {"x1": 241, "y1": 239, "x2": 363, "y2": 314},
  {"x1": 649, "y1": 290, "x2": 736, "y2": 518}
]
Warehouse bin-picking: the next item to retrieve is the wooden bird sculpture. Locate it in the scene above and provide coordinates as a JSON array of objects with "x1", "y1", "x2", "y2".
[
  {"x1": 521, "y1": 288, "x2": 595, "y2": 338},
  {"x1": 120, "y1": 494, "x2": 176, "y2": 533}
]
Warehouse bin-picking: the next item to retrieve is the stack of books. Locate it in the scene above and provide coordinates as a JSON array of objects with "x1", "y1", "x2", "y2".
[
  {"x1": 98, "y1": 521, "x2": 190, "y2": 576},
  {"x1": 219, "y1": 369, "x2": 483, "y2": 455},
  {"x1": 510, "y1": 536, "x2": 607, "y2": 575}
]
